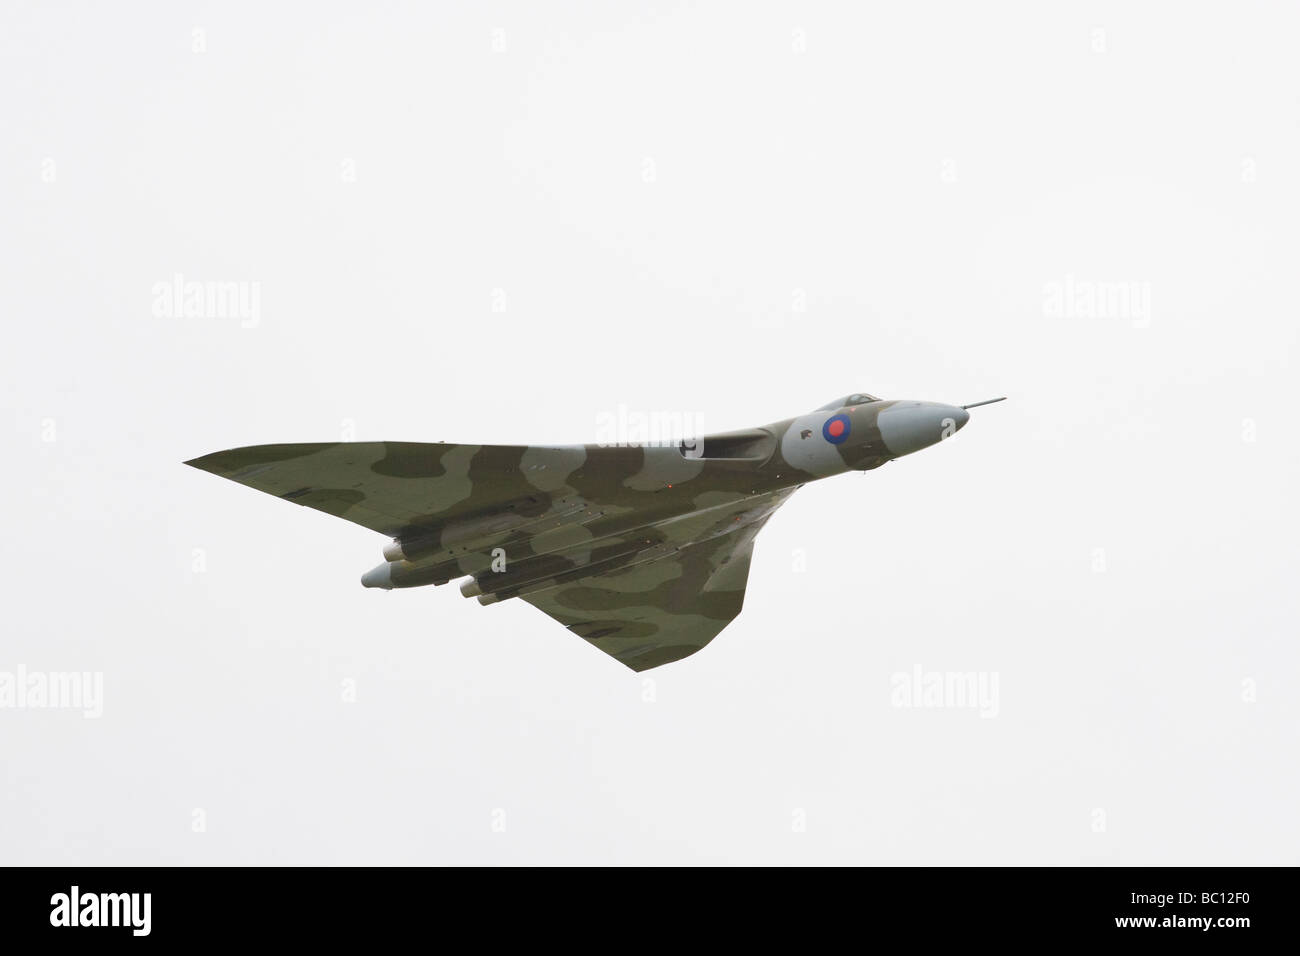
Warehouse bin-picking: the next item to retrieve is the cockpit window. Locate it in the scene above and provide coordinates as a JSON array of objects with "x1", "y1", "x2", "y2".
[{"x1": 816, "y1": 393, "x2": 880, "y2": 411}]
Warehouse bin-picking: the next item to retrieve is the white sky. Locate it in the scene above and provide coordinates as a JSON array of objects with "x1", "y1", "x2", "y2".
[{"x1": 2, "y1": 1, "x2": 1296, "y2": 864}]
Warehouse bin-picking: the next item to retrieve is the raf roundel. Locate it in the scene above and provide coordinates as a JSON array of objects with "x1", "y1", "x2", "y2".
[{"x1": 822, "y1": 413, "x2": 851, "y2": 445}]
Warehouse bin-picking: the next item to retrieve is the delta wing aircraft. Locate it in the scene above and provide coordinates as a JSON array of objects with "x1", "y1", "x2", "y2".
[{"x1": 186, "y1": 394, "x2": 1003, "y2": 671}]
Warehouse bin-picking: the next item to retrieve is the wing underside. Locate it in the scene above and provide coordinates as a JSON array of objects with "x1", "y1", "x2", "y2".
[
  {"x1": 184, "y1": 441, "x2": 580, "y2": 538},
  {"x1": 514, "y1": 487, "x2": 792, "y2": 670},
  {"x1": 186, "y1": 441, "x2": 792, "y2": 670},
  {"x1": 522, "y1": 523, "x2": 765, "y2": 671}
]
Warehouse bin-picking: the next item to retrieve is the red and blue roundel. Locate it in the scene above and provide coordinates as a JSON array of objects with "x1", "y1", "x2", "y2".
[{"x1": 822, "y1": 414, "x2": 851, "y2": 444}]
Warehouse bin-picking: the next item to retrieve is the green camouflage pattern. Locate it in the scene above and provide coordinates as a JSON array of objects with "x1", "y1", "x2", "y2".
[{"x1": 185, "y1": 394, "x2": 985, "y2": 671}]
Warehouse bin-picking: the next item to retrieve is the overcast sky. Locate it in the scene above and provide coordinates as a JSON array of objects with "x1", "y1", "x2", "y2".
[{"x1": 2, "y1": 1, "x2": 1296, "y2": 864}]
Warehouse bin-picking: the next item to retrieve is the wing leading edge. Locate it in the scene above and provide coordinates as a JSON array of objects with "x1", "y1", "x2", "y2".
[{"x1": 184, "y1": 441, "x2": 584, "y2": 538}]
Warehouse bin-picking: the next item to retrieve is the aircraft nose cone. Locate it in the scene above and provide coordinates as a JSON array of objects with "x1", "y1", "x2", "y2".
[{"x1": 878, "y1": 401, "x2": 968, "y2": 458}]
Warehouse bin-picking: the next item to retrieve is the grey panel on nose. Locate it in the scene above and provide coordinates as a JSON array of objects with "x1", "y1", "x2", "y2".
[{"x1": 878, "y1": 403, "x2": 966, "y2": 457}]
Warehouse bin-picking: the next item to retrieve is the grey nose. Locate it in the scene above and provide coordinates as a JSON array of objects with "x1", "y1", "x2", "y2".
[{"x1": 877, "y1": 402, "x2": 968, "y2": 458}]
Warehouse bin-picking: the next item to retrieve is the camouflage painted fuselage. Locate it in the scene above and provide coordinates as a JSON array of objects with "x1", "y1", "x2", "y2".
[{"x1": 186, "y1": 395, "x2": 976, "y2": 671}]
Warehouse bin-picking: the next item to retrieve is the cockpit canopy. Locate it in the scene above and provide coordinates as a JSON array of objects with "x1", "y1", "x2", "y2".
[{"x1": 814, "y1": 392, "x2": 880, "y2": 411}]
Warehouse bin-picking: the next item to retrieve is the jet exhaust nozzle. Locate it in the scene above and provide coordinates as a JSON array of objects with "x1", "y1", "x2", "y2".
[{"x1": 360, "y1": 562, "x2": 394, "y2": 590}]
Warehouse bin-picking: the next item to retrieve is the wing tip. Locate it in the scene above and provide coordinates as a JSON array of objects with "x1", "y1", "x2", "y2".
[{"x1": 183, "y1": 451, "x2": 227, "y2": 474}]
